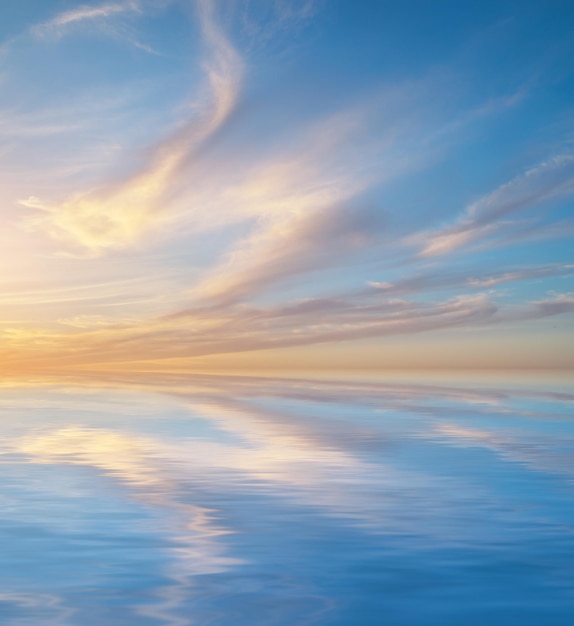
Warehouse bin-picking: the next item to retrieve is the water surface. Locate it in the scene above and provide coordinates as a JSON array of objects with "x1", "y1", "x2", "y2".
[{"x1": 0, "y1": 371, "x2": 573, "y2": 625}]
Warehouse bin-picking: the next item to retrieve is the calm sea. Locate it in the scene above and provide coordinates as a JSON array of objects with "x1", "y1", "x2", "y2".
[{"x1": 0, "y1": 371, "x2": 573, "y2": 625}]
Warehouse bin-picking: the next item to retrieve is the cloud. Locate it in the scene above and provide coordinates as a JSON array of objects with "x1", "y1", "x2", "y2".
[
  {"x1": 238, "y1": 0, "x2": 320, "y2": 47},
  {"x1": 0, "y1": 291, "x2": 498, "y2": 367},
  {"x1": 28, "y1": 0, "x2": 168, "y2": 55},
  {"x1": 57, "y1": 314, "x2": 136, "y2": 328},
  {"x1": 194, "y1": 201, "x2": 386, "y2": 306},
  {"x1": 368, "y1": 263, "x2": 574, "y2": 295},
  {"x1": 466, "y1": 265, "x2": 574, "y2": 288},
  {"x1": 163, "y1": 72, "x2": 532, "y2": 307},
  {"x1": 186, "y1": 112, "x2": 376, "y2": 302},
  {"x1": 31, "y1": 1, "x2": 142, "y2": 37},
  {"x1": 414, "y1": 153, "x2": 574, "y2": 257},
  {"x1": 5, "y1": 280, "x2": 574, "y2": 369},
  {"x1": 518, "y1": 292, "x2": 574, "y2": 319},
  {"x1": 183, "y1": 85, "x2": 452, "y2": 305},
  {"x1": 22, "y1": 0, "x2": 243, "y2": 255}
]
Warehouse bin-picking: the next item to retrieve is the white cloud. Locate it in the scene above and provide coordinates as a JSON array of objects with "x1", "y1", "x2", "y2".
[
  {"x1": 22, "y1": 0, "x2": 243, "y2": 255},
  {"x1": 414, "y1": 153, "x2": 574, "y2": 257},
  {"x1": 31, "y1": 2, "x2": 141, "y2": 38}
]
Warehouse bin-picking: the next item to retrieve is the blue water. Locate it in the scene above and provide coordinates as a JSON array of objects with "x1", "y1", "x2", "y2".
[{"x1": 0, "y1": 371, "x2": 573, "y2": 625}]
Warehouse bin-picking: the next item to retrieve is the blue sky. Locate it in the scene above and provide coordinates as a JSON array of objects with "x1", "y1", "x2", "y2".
[{"x1": 0, "y1": 0, "x2": 573, "y2": 369}]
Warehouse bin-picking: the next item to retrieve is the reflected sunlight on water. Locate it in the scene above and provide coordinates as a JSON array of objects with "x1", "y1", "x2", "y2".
[{"x1": 0, "y1": 371, "x2": 573, "y2": 625}]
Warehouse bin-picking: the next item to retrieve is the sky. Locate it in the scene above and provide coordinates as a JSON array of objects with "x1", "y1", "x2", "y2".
[{"x1": 0, "y1": 0, "x2": 573, "y2": 371}]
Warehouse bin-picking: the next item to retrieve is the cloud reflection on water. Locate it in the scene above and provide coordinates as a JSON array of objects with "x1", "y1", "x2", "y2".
[{"x1": 0, "y1": 371, "x2": 573, "y2": 625}]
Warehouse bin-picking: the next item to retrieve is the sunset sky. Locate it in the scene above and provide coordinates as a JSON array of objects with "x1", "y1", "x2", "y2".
[{"x1": 1, "y1": 0, "x2": 573, "y2": 371}]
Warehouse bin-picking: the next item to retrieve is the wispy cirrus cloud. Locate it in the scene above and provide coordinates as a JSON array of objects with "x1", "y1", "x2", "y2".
[
  {"x1": 183, "y1": 84, "x2": 488, "y2": 306},
  {"x1": 31, "y1": 1, "x2": 143, "y2": 38},
  {"x1": 22, "y1": 0, "x2": 242, "y2": 255},
  {"x1": 413, "y1": 153, "x2": 574, "y2": 257},
  {"x1": 36, "y1": 3, "x2": 134, "y2": 30},
  {"x1": 239, "y1": 0, "x2": 320, "y2": 47},
  {"x1": 188, "y1": 112, "x2": 384, "y2": 305},
  {"x1": 27, "y1": 0, "x2": 166, "y2": 55},
  {"x1": 369, "y1": 263, "x2": 574, "y2": 296}
]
